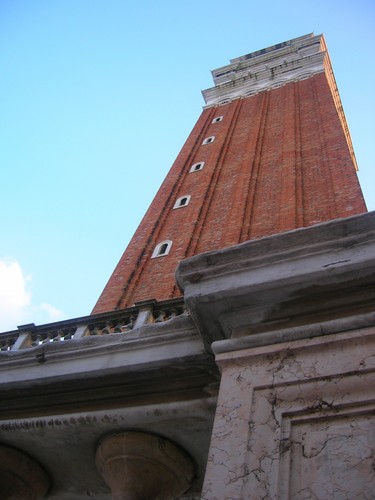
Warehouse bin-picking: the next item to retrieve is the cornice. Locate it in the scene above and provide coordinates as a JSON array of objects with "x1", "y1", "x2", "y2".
[
  {"x1": 0, "y1": 314, "x2": 204, "y2": 382},
  {"x1": 202, "y1": 33, "x2": 325, "y2": 107},
  {"x1": 176, "y1": 211, "x2": 375, "y2": 350}
]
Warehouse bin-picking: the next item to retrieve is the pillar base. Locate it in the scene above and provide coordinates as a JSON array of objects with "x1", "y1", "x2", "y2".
[{"x1": 96, "y1": 431, "x2": 194, "y2": 500}]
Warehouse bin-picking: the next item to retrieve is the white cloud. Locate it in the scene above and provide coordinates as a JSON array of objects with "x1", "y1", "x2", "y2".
[
  {"x1": 40, "y1": 302, "x2": 65, "y2": 322},
  {"x1": 0, "y1": 258, "x2": 65, "y2": 332},
  {"x1": 0, "y1": 258, "x2": 31, "y2": 331}
]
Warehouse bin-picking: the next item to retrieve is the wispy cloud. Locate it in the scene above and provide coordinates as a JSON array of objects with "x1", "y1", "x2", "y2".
[
  {"x1": 0, "y1": 258, "x2": 65, "y2": 332},
  {"x1": 39, "y1": 302, "x2": 65, "y2": 322}
]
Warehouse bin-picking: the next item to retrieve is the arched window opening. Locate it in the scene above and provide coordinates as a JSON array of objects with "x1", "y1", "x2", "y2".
[
  {"x1": 151, "y1": 240, "x2": 173, "y2": 258},
  {"x1": 190, "y1": 161, "x2": 204, "y2": 172},
  {"x1": 202, "y1": 136, "x2": 215, "y2": 145},
  {"x1": 173, "y1": 195, "x2": 191, "y2": 209}
]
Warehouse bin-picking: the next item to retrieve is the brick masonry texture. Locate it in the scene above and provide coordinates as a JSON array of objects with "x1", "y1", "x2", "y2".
[{"x1": 92, "y1": 72, "x2": 367, "y2": 313}]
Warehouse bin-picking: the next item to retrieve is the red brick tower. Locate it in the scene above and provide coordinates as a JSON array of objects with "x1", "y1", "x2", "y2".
[{"x1": 93, "y1": 34, "x2": 367, "y2": 314}]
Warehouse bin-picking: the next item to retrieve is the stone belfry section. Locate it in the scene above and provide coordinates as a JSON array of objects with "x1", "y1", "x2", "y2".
[{"x1": 92, "y1": 33, "x2": 366, "y2": 313}]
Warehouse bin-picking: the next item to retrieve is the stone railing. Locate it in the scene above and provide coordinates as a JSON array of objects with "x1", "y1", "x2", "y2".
[{"x1": 0, "y1": 298, "x2": 187, "y2": 352}]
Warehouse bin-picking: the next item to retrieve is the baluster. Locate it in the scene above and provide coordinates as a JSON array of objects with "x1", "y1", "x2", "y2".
[
  {"x1": 114, "y1": 322, "x2": 123, "y2": 333},
  {"x1": 101, "y1": 321, "x2": 113, "y2": 335},
  {"x1": 169, "y1": 309, "x2": 178, "y2": 319},
  {"x1": 155, "y1": 311, "x2": 166, "y2": 323},
  {"x1": 0, "y1": 340, "x2": 10, "y2": 351},
  {"x1": 32, "y1": 335, "x2": 43, "y2": 346},
  {"x1": 53, "y1": 331, "x2": 63, "y2": 341}
]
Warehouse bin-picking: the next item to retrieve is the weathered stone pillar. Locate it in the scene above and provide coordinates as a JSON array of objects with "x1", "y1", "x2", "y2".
[
  {"x1": 95, "y1": 431, "x2": 194, "y2": 500},
  {"x1": 176, "y1": 212, "x2": 375, "y2": 499},
  {"x1": 0, "y1": 444, "x2": 50, "y2": 499}
]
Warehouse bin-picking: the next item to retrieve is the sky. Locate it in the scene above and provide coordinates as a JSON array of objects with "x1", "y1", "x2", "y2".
[{"x1": 0, "y1": 0, "x2": 374, "y2": 332}]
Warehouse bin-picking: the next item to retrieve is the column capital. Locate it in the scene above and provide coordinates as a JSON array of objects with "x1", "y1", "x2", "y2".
[
  {"x1": 96, "y1": 431, "x2": 194, "y2": 499},
  {"x1": 0, "y1": 444, "x2": 50, "y2": 499}
]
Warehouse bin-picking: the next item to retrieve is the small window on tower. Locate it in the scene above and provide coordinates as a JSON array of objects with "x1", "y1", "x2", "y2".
[
  {"x1": 202, "y1": 136, "x2": 215, "y2": 145},
  {"x1": 212, "y1": 116, "x2": 223, "y2": 123},
  {"x1": 151, "y1": 240, "x2": 172, "y2": 258},
  {"x1": 190, "y1": 161, "x2": 205, "y2": 172},
  {"x1": 173, "y1": 195, "x2": 191, "y2": 209}
]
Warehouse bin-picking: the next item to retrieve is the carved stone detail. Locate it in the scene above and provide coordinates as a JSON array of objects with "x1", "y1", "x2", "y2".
[
  {"x1": 0, "y1": 444, "x2": 50, "y2": 499},
  {"x1": 202, "y1": 34, "x2": 326, "y2": 106},
  {"x1": 95, "y1": 431, "x2": 194, "y2": 500}
]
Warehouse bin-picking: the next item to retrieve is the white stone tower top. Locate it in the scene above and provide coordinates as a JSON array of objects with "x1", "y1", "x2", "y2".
[{"x1": 202, "y1": 33, "x2": 327, "y2": 106}]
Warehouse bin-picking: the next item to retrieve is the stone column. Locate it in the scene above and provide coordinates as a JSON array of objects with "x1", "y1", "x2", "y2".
[
  {"x1": 0, "y1": 444, "x2": 50, "y2": 499},
  {"x1": 95, "y1": 431, "x2": 194, "y2": 500}
]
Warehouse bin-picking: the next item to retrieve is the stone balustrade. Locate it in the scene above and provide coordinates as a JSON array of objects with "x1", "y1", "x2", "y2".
[{"x1": 0, "y1": 298, "x2": 187, "y2": 352}]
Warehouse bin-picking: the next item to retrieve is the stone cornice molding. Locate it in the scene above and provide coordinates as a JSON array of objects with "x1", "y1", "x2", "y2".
[
  {"x1": 0, "y1": 313, "x2": 220, "y2": 420},
  {"x1": 177, "y1": 212, "x2": 375, "y2": 285},
  {"x1": 202, "y1": 53, "x2": 325, "y2": 107},
  {"x1": 0, "y1": 315, "x2": 204, "y2": 384},
  {"x1": 176, "y1": 212, "x2": 375, "y2": 350},
  {"x1": 202, "y1": 33, "x2": 325, "y2": 106}
]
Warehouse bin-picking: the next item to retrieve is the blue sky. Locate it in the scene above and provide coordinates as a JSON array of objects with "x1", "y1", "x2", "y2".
[{"x1": 1, "y1": 0, "x2": 374, "y2": 331}]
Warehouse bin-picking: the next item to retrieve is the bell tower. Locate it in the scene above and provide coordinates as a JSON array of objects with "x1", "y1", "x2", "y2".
[{"x1": 92, "y1": 33, "x2": 366, "y2": 314}]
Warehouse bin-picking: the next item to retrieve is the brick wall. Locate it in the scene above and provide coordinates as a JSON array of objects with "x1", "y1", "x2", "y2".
[{"x1": 92, "y1": 72, "x2": 367, "y2": 313}]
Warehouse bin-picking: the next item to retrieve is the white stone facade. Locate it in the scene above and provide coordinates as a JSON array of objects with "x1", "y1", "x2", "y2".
[{"x1": 202, "y1": 328, "x2": 375, "y2": 499}]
